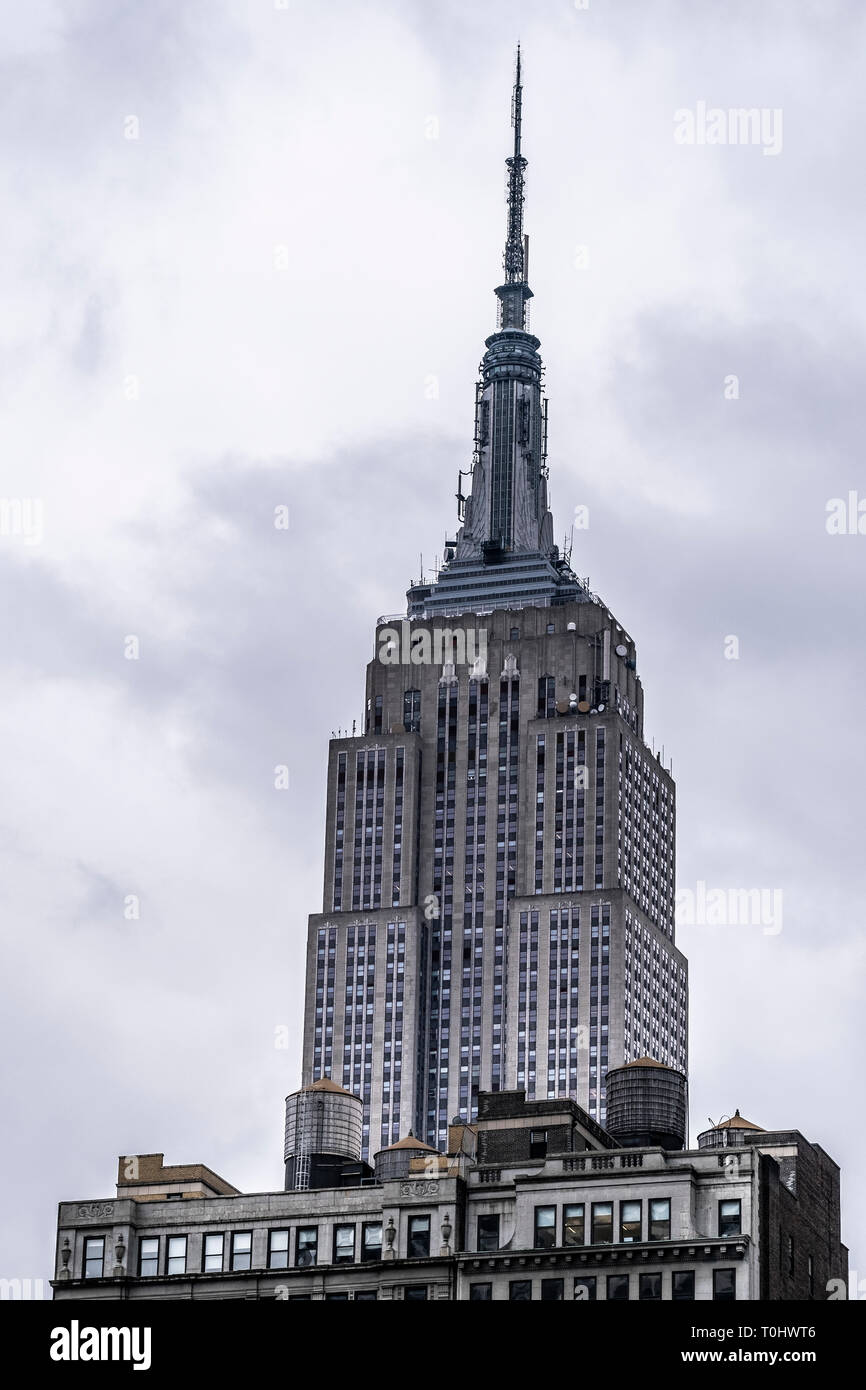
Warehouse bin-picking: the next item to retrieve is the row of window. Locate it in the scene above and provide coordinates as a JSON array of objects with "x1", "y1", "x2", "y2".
[
  {"x1": 83, "y1": 1221, "x2": 399, "y2": 1279},
  {"x1": 468, "y1": 1269, "x2": 737, "y2": 1300},
  {"x1": 512, "y1": 1198, "x2": 741, "y2": 1250}
]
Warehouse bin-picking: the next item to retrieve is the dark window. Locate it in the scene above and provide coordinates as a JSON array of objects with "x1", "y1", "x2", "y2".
[
  {"x1": 362, "y1": 1222, "x2": 382, "y2": 1263},
  {"x1": 591, "y1": 1202, "x2": 613, "y2": 1244},
  {"x1": 534, "y1": 1206, "x2": 556, "y2": 1250},
  {"x1": 203, "y1": 1233, "x2": 224, "y2": 1273},
  {"x1": 672, "y1": 1270, "x2": 695, "y2": 1300},
  {"x1": 165, "y1": 1192, "x2": 184, "y2": 1201},
  {"x1": 469, "y1": 1282, "x2": 493, "y2": 1301},
  {"x1": 509, "y1": 1280, "x2": 532, "y2": 1301},
  {"x1": 138, "y1": 1237, "x2": 158, "y2": 1277},
  {"x1": 541, "y1": 1278, "x2": 564, "y2": 1301},
  {"x1": 166, "y1": 1235, "x2": 187, "y2": 1276},
  {"x1": 564, "y1": 1204, "x2": 585, "y2": 1246},
  {"x1": 607, "y1": 1274, "x2": 629, "y2": 1301},
  {"x1": 649, "y1": 1198, "x2": 670, "y2": 1242},
  {"x1": 334, "y1": 1225, "x2": 355, "y2": 1264},
  {"x1": 477, "y1": 1214, "x2": 500, "y2": 1252},
  {"x1": 529, "y1": 1129, "x2": 548, "y2": 1159},
  {"x1": 268, "y1": 1230, "x2": 289, "y2": 1270},
  {"x1": 620, "y1": 1200, "x2": 641, "y2": 1243},
  {"x1": 230, "y1": 1231, "x2": 252, "y2": 1272},
  {"x1": 325, "y1": 1292, "x2": 349, "y2": 1300},
  {"x1": 408, "y1": 1215, "x2": 430, "y2": 1258},
  {"x1": 639, "y1": 1272, "x2": 662, "y2": 1301},
  {"x1": 719, "y1": 1199, "x2": 741, "y2": 1238},
  {"x1": 713, "y1": 1268, "x2": 737, "y2": 1301},
  {"x1": 355, "y1": 1290, "x2": 377, "y2": 1301},
  {"x1": 403, "y1": 689, "x2": 421, "y2": 734},
  {"x1": 510, "y1": 628, "x2": 520, "y2": 640},
  {"x1": 84, "y1": 1237, "x2": 105, "y2": 1279},
  {"x1": 404, "y1": 1285, "x2": 428, "y2": 1301},
  {"x1": 296, "y1": 1227, "x2": 318, "y2": 1267},
  {"x1": 574, "y1": 1276, "x2": 597, "y2": 1302}
]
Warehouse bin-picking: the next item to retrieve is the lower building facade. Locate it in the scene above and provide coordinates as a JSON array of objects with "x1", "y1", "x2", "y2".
[{"x1": 51, "y1": 1090, "x2": 846, "y2": 1302}]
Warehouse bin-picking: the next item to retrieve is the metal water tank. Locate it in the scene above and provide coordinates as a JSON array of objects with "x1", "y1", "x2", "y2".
[
  {"x1": 605, "y1": 1058, "x2": 687, "y2": 1151},
  {"x1": 284, "y1": 1078, "x2": 363, "y2": 1189},
  {"x1": 374, "y1": 1133, "x2": 440, "y2": 1182}
]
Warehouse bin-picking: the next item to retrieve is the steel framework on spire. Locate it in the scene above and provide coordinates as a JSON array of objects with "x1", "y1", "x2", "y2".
[{"x1": 503, "y1": 46, "x2": 527, "y2": 284}]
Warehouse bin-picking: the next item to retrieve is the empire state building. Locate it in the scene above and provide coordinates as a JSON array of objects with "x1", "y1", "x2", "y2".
[{"x1": 301, "y1": 52, "x2": 688, "y2": 1159}]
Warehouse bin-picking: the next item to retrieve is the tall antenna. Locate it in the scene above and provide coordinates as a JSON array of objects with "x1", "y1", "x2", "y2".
[{"x1": 503, "y1": 45, "x2": 527, "y2": 284}]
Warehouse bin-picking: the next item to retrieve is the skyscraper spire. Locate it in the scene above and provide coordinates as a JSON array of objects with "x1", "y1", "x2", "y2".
[
  {"x1": 405, "y1": 49, "x2": 586, "y2": 617},
  {"x1": 497, "y1": 46, "x2": 533, "y2": 332},
  {"x1": 503, "y1": 45, "x2": 527, "y2": 286}
]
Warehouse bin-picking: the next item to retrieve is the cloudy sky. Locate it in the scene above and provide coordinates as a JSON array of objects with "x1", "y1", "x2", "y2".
[{"x1": 1, "y1": 0, "x2": 864, "y2": 1291}]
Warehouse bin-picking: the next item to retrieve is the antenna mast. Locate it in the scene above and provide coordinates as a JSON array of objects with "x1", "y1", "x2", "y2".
[{"x1": 503, "y1": 45, "x2": 527, "y2": 284}]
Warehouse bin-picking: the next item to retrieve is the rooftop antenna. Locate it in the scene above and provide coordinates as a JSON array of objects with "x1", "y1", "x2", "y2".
[{"x1": 503, "y1": 44, "x2": 527, "y2": 285}]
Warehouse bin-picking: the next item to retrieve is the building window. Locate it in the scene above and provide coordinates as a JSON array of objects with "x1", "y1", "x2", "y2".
[
  {"x1": 713, "y1": 1268, "x2": 737, "y2": 1301},
  {"x1": 510, "y1": 628, "x2": 519, "y2": 640},
  {"x1": 404, "y1": 1285, "x2": 428, "y2": 1301},
  {"x1": 403, "y1": 689, "x2": 421, "y2": 734},
  {"x1": 138, "y1": 1237, "x2": 159, "y2": 1277},
  {"x1": 564, "y1": 1204, "x2": 585, "y2": 1246},
  {"x1": 296, "y1": 1227, "x2": 318, "y2": 1267},
  {"x1": 268, "y1": 1230, "x2": 290, "y2": 1270},
  {"x1": 362, "y1": 1222, "x2": 383, "y2": 1263},
  {"x1": 719, "y1": 1199, "x2": 741, "y2": 1238},
  {"x1": 574, "y1": 1276, "x2": 596, "y2": 1302},
  {"x1": 509, "y1": 1280, "x2": 532, "y2": 1301},
  {"x1": 408, "y1": 1215, "x2": 430, "y2": 1258},
  {"x1": 639, "y1": 1272, "x2": 662, "y2": 1301},
  {"x1": 607, "y1": 1274, "x2": 630, "y2": 1301},
  {"x1": 84, "y1": 1237, "x2": 105, "y2": 1279},
  {"x1": 477, "y1": 1214, "x2": 500, "y2": 1252},
  {"x1": 334, "y1": 1225, "x2": 356, "y2": 1265},
  {"x1": 591, "y1": 1202, "x2": 613, "y2": 1244},
  {"x1": 529, "y1": 1129, "x2": 548, "y2": 1159},
  {"x1": 230, "y1": 1232, "x2": 252, "y2": 1272},
  {"x1": 649, "y1": 1198, "x2": 671, "y2": 1242},
  {"x1": 167, "y1": 1235, "x2": 187, "y2": 1276},
  {"x1": 355, "y1": 1290, "x2": 377, "y2": 1301},
  {"x1": 534, "y1": 1206, "x2": 556, "y2": 1250},
  {"x1": 325, "y1": 1292, "x2": 349, "y2": 1301},
  {"x1": 672, "y1": 1270, "x2": 695, "y2": 1301},
  {"x1": 470, "y1": 1283, "x2": 493, "y2": 1301},
  {"x1": 203, "y1": 1234, "x2": 224, "y2": 1273},
  {"x1": 620, "y1": 1200, "x2": 642, "y2": 1243},
  {"x1": 541, "y1": 1278, "x2": 564, "y2": 1301}
]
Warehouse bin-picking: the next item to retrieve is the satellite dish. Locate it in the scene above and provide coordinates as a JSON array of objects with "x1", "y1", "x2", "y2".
[
  {"x1": 577, "y1": 701, "x2": 590, "y2": 713},
  {"x1": 567, "y1": 622, "x2": 576, "y2": 631},
  {"x1": 597, "y1": 702, "x2": 606, "y2": 712},
  {"x1": 555, "y1": 700, "x2": 570, "y2": 715},
  {"x1": 615, "y1": 644, "x2": 628, "y2": 657}
]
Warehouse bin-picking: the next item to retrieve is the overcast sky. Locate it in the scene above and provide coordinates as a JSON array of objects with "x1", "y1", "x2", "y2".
[{"x1": 1, "y1": 0, "x2": 864, "y2": 1293}]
